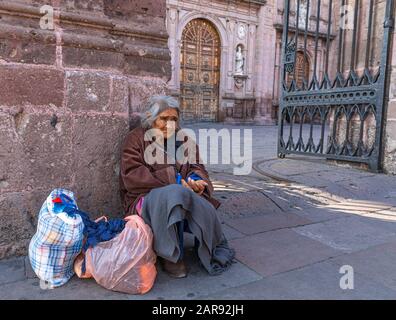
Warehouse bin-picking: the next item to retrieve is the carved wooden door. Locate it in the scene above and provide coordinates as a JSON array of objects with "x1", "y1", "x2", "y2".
[
  {"x1": 180, "y1": 19, "x2": 220, "y2": 121},
  {"x1": 286, "y1": 51, "x2": 309, "y2": 88}
]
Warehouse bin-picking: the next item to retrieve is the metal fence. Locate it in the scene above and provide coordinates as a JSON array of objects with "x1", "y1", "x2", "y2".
[{"x1": 278, "y1": 0, "x2": 394, "y2": 171}]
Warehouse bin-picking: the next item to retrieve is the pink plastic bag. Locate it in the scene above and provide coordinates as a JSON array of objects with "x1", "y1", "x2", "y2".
[{"x1": 82, "y1": 215, "x2": 157, "y2": 294}]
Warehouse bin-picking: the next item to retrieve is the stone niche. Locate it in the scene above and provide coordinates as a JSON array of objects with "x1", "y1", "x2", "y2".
[{"x1": 0, "y1": 0, "x2": 171, "y2": 259}]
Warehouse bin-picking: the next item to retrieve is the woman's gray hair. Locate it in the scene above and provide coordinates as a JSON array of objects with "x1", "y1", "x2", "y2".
[{"x1": 140, "y1": 95, "x2": 180, "y2": 129}]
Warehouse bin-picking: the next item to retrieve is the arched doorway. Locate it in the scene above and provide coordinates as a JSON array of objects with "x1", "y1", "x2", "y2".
[
  {"x1": 294, "y1": 51, "x2": 310, "y2": 87},
  {"x1": 286, "y1": 51, "x2": 310, "y2": 88},
  {"x1": 180, "y1": 19, "x2": 221, "y2": 122},
  {"x1": 285, "y1": 51, "x2": 311, "y2": 123}
]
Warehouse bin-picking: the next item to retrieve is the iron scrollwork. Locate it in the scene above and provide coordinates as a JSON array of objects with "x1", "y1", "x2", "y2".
[{"x1": 284, "y1": 39, "x2": 296, "y2": 74}]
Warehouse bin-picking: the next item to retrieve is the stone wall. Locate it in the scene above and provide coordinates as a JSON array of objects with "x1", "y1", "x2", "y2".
[
  {"x1": 384, "y1": 24, "x2": 396, "y2": 174},
  {"x1": 0, "y1": 0, "x2": 171, "y2": 259}
]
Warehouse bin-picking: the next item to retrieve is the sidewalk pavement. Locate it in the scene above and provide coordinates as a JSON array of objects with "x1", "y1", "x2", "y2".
[{"x1": 1, "y1": 124, "x2": 396, "y2": 299}]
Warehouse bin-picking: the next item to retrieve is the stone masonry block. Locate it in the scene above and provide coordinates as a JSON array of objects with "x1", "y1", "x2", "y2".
[
  {"x1": 0, "y1": 108, "x2": 29, "y2": 193},
  {"x1": 0, "y1": 192, "x2": 36, "y2": 259},
  {"x1": 62, "y1": 46, "x2": 125, "y2": 71},
  {"x1": 110, "y1": 76, "x2": 129, "y2": 114},
  {"x1": 124, "y1": 55, "x2": 171, "y2": 80},
  {"x1": 18, "y1": 108, "x2": 74, "y2": 190},
  {"x1": 0, "y1": 65, "x2": 64, "y2": 107},
  {"x1": 104, "y1": 0, "x2": 167, "y2": 18},
  {"x1": 66, "y1": 71, "x2": 111, "y2": 112},
  {"x1": 72, "y1": 114, "x2": 129, "y2": 217},
  {"x1": 0, "y1": 37, "x2": 56, "y2": 65},
  {"x1": 128, "y1": 77, "x2": 168, "y2": 113}
]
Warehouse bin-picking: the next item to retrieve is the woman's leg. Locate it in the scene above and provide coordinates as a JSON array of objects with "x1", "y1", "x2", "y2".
[
  {"x1": 159, "y1": 219, "x2": 188, "y2": 278},
  {"x1": 183, "y1": 219, "x2": 199, "y2": 253},
  {"x1": 177, "y1": 220, "x2": 185, "y2": 260},
  {"x1": 142, "y1": 184, "x2": 233, "y2": 276}
]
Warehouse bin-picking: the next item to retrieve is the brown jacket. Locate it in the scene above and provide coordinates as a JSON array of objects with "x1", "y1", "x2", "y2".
[{"x1": 119, "y1": 127, "x2": 220, "y2": 215}]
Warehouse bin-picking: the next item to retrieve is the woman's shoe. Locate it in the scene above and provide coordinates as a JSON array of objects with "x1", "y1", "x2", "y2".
[{"x1": 160, "y1": 258, "x2": 188, "y2": 278}]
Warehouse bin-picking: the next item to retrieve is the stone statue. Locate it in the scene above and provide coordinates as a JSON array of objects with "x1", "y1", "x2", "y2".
[
  {"x1": 297, "y1": 0, "x2": 308, "y2": 29},
  {"x1": 235, "y1": 45, "x2": 244, "y2": 75}
]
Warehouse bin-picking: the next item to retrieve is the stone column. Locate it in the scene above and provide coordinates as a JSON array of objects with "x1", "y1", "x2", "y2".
[
  {"x1": 383, "y1": 28, "x2": 396, "y2": 174},
  {"x1": 254, "y1": 3, "x2": 277, "y2": 124},
  {"x1": 167, "y1": 6, "x2": 179, "y2": 94},
  {"x1": 0, "y1": 0, "x2": 171, "y2": 259}
]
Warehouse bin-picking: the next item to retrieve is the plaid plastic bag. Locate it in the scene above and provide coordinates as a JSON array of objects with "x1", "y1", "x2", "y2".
[{"x1": 28, "y1": 189, "x2": 84, "y2": 288}]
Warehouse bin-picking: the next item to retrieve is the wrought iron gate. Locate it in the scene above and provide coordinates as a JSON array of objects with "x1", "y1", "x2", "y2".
[{"x1": 278, "y1": 0, "x2": 394, "y2": 171}]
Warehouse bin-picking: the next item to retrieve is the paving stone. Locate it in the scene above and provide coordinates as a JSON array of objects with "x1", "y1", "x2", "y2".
[
  {"x1": 290, "y1": 207, "x2": 348, "y2": 223},
  {"x1": 321, "y1": 200, "x2": 393, "y2": 215},
  {"x1": 0, "y1": 249, "x2": 261, "y2": 300},
  {"x1": 198, "y1": 261, "x2": 396, "y2": 300},
  {"x1": 229, "y1": 229, "x2": 341, "y2": 277},
  {"x1": 212, "y1": 175, "x2": 271, "y2": 192},
  {"x1": 224, "y1": 212, "x2": 312, "y2": 235},
  {"x1": 330, "y1": 241, "x2": 396, "y2": 291},
  {"x1": 285, "y1": 175, "x2": 360, "y2": 200},
  {"x1": 293, "y1": 216, "x2": 396, "y2": 253},
  {"x1": 268, "y1": 159, "x2": 330, "y2": 177},
  {"x1": 130, "y1": 249, "x2": 262, "y2": 300},
  {"x1": 261, "y1": 186, "x2": 329, "y2": 212},
  {"x1": 220, "y1": 223, "x2": 245, "y2": 240},
  {"x1": 342, "y1": 212, "x2": 396, "y2": 234},
  {"x1": 257, "y1": 157, "x2": 375, "y2": 182},
  {"x1": 0, "y1": 276, "x2": 129, "y2": 300},
  {"x1": 216, "y1": 191, "x2": 283, "y2": 219},
  {"x1": 0, "y1": 257, "x2": 25, "y2": 285},
  {"x1": 253, "y1": 156, "x2": 394, "y2": 205},
  {"x1": 333, "y1": 176, "x2": 396, "y2": 206},
  {"x1": 347, "y1": 208, "x2": 396, "y2": 229},
  {"x1": 24, "y1": 256, "x2": 37, "y2": 280},
  {"x1": 304, "y1": 168, "x2": 376, "y2": 183}
]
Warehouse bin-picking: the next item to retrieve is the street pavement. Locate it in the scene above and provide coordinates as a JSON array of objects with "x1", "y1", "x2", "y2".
[{"x1": 1, "y1": 123, "x2": 396, "y2": 300}]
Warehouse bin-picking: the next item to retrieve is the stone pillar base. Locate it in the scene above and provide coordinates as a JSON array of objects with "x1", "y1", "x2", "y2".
[{"x1": 252, "y1": 116, "x2": 277, "y2": 125}]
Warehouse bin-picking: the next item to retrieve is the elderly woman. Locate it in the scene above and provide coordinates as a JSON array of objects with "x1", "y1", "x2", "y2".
[{"x1": 119, "y1": 95, "x2": 235, "y2": 278}]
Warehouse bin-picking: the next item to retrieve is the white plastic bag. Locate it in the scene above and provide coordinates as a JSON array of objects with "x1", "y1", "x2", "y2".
[{"x1": 76, "y1": 215, "x2": 157, "y2": 294}]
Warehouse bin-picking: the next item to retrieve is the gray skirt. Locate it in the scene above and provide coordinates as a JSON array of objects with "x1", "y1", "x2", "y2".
[{"x1": 141, "y1": 184, "x2": 235, "y2": 275}]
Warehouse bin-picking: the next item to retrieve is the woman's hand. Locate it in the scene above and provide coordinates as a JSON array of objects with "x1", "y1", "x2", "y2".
[{"x1": 181, "y1": 178, "x2": 208, "y2": 195}]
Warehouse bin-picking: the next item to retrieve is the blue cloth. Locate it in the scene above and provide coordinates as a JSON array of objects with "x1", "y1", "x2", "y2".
[
  {"x1": 53, "y1": 193, "x2": 126, "y2": 274},
  {"x1": 54, "y1": 194, "x2": 126, "y2": 252},
  {"x1": 176, "y1": 172, "x2": 202, "y2": 185}
]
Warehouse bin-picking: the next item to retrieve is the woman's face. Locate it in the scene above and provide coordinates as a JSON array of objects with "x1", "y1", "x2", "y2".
[{"x1": 152, "y1": 108, "x2": 179, "y2": 139}]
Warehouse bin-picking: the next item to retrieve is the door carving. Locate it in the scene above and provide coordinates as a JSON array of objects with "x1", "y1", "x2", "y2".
[{"x1": 180, "y1": 19, "x2": 221, "y2": 121}]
